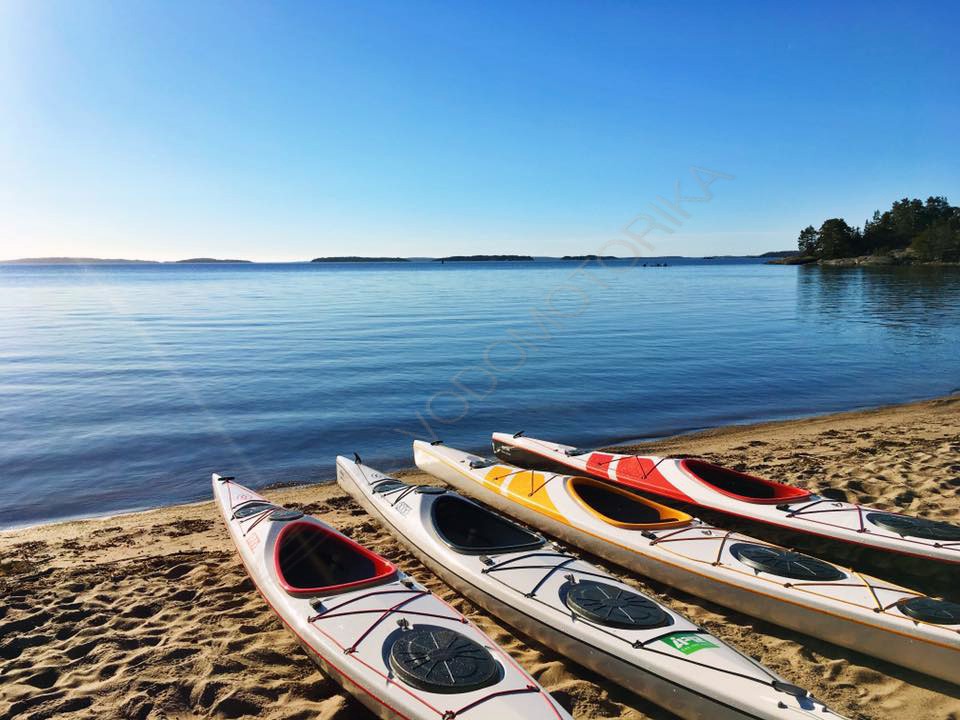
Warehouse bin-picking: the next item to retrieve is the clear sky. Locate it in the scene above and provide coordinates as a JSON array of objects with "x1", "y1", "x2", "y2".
[{"x1": 1, "y1": 1, "x2": 958, "y2": 261}]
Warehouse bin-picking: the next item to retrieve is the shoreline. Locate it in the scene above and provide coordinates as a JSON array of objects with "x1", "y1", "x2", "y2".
[
  {"x1": 614, "y1": 392, "x2": 960, "y2": 452},
  {"x1": 768, "y1": 254, "x2": 960, "y2": 267},
  {"x1": 2, "y1": 396, "x2": 958, "y2": 719},
  {"x1": 4, "y1": 392, "x2": 957, "y2": 535}
]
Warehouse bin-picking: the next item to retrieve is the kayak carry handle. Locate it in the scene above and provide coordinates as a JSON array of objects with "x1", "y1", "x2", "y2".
[{"x1": 772, "y1": 680, "x2": 808, "y2": 698}]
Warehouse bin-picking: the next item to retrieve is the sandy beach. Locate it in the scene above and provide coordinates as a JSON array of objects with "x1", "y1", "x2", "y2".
[{"x1": 2, "y1": 396, "x2": 958, "y2": 720}]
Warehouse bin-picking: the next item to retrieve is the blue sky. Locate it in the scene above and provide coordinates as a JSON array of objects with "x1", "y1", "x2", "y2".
[{"x1": 1, "y1": 1, "x2": 958, "y2": 261}]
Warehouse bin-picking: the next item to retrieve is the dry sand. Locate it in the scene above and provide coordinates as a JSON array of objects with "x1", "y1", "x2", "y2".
[{"x1": 1, "y1": 395, "x2": 958, "y2": 720}]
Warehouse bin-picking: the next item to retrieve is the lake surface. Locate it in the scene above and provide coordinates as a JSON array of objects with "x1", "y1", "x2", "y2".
[{"x1": 2, "y1": 260, "x2": 959, "y2": 529}]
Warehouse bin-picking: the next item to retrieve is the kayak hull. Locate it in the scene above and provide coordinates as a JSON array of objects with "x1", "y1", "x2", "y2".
[
  {"x1": 212, "y1": 474, "x2": 571, "y2": 720},
  {"x1": 338, "y1": 457, "x2": 845, "y2": 719},
  {"x1": 415, "y1": 443, "x2": 960, "y2": 686},
  {"x1": 212, "y1": 481, "x2": 406, "y2": 720},
  {"x1": 339, "y1": 470, "x2": 746, "y2": 719}
]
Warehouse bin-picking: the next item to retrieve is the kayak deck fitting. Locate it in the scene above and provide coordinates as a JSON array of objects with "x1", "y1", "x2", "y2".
[
  {"x1": 491, "y1": 432, "x2": 960, "y2": 565},
  {"x1": 212, "y1": 474, "x2": 571, "y2": 720},
  {"x1": 337, "y1": 455, "x2": 844, "y2": 720},
  {"x1": 413, "y1": 441, "x2": 960, "y2": 686}
]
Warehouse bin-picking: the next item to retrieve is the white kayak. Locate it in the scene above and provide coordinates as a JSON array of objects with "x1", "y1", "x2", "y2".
[
  {"x1": 413, "y1": 441, "x2": 960, "y2": 685},
  {"x1": 492, "y1": 432, "x2": 960, "y2": 566},
  {"x1": 212, "y1": 474, "x2": 572, "y2": 720},
  {"x1": 337, "y1": 455, "x2": 844, "y2": 720}
]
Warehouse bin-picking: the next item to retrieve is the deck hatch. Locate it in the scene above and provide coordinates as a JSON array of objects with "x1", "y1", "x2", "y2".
[
  {"x1": 564, "y1": 580, "x2": 672, "y2": 630},
  {"x1": 729, "y1": 543, "x2": 846, "y2": 581},
  {"x1": 866, "y1": 513, "x2": 960, "y2": 541},
  {"x1": 389, "y1": 626, "x2": 500, "y2": 693}
]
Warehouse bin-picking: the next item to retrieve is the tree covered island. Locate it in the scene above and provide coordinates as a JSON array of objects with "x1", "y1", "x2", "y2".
[
  {"x1": 311, "y1": 256, "x2": 410, "y2": 262},
  {"x1": 793, "y1": 196, "x2": 959, "y2": 265},
  {"x1": 433, "y1": 255, "x2": 534, "y2": 262}
]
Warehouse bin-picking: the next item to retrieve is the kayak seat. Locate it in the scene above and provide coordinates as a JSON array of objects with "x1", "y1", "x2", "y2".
[
  {"x1": 568, "y1": 477, "x2": 691, "y2": 529},
  {"x1": 680, "y1": 459, "x2": 810, "y2": 504},
  {"x1": 275, "y1": 521, "x2": 396, "y2": 595},
  {"x1": 431, "y1": 495, "x2": 544, "y2": 554}
]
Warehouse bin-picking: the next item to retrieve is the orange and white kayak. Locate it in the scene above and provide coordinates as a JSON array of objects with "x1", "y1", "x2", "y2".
[
  {"x1": 413, "y1": 442, "x2": 960, "y2": 686},
  {"x1": 213, "y1": 474, "x2": 572, "y2": 720},
  {"x1": 491, "y1": 432, "x2": 960, "y2": 566}
]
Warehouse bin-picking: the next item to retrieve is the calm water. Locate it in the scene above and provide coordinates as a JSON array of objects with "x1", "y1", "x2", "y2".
[{"x1": 2, "y1": 260, "x2": 959, "y2": 529}]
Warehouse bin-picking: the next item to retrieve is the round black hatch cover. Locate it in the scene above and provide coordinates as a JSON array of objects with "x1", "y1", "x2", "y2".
[
  {"x1": 564, "y1": 580, "x2": 672, "y2": 629},
  {"x1": 233, "y1": 502, "x2": 275, "y2": 519},
  {"x1": 268, "y1": 508, "x2": 304, "y2": 522},
  {"x1": 866, "y1": 513, "x2": 960, "y2": 541},
  {"x1": 730, "y1": 543, "x2": 846, "y2": 581},
  {"x1": 897, "y1": 597, "x2": 960, "y2": 625},
  {"x1": 389, "y1": 626, "x2": 500, "y2": 694}
]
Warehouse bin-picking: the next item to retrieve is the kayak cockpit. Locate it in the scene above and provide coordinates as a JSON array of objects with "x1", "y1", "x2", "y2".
[
  {"x1": 679, "y1": 459, "x2": 810, "y2": 504},
  {"x1": 275, "y1": 521, "x2": 397, "y2": 595},
  {"x1": 568, "y1": 477, "x2": 691, "y2": 529},
  {"x1": 431, "y1": 495, "x2": 545, "y2": 554}
]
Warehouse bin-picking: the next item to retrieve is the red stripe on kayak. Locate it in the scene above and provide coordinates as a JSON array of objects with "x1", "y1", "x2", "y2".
[
  {"x1": 511, "y1": 439, "x2": 959, "y2": 562},
  {"x1": 615, "y1": 456, "x2": 695, "y2": 503},
  {"x1": 508, "y1": 441, "x2": 696, "y2": 505},
  {"x1": 585, "y1": 452, "x2": 614, "y2": 478}
]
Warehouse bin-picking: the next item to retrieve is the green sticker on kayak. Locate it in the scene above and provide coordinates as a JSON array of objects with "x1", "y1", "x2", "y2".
[{"x1": 660, "y1": 633, "x2": 718, "y2": 655}]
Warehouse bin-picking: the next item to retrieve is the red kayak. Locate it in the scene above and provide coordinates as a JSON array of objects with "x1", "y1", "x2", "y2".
[{"x1": 492, "y1": 432, "x2": 960, "y2": 566}]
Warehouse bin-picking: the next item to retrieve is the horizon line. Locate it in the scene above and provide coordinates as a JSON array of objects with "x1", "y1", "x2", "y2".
[{"x1": 1, "y1": 250, "x2": 797, "y2": 265}]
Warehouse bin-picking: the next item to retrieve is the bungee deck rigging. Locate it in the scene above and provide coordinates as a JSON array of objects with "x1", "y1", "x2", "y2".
[
  {"x1": 213, "y1": 474, "x2": 571, "y2": 720},
  {"x1": 414, "y1": 441, "x2": 960, "y2": 685},
  {"x1": 340, "y1": 455, "x2": 843, "y2": 720},
  {"x1": 492, "y1": 432, "x2": 960, "y2": 565}
]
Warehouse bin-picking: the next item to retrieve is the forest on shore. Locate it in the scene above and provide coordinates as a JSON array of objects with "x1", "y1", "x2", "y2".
[{"x1": 798, "y1": 196, "x2": 960, "y2": 262}]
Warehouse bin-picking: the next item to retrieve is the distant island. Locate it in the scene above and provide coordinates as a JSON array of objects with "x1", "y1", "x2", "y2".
[
  {"x1": 754, "y1": 250, "x2": 798, "y2": 258},
  {"x1": 561, "y1": 254, "x2": 619, "y2": 261},
  {"x1": 699, "y1": 251, "x2": 798, "y2": 260},
  {"x1": 310, "y1": 256, "x2": 409, "y2": 263},
  {"x1": 4, "y1": 250, "x2": 888, "y2": 267},
  {"x1": 766, "y1": 255, "x2": 817, "y2": 266},
  {"x1": 174, "y1": 258, "x2": 252, "y2": 264},
  {"x1": 1, "y1": 257, "x2": 158, "y2": 264},
  {"x1": 434, "y1": 255, "x2": 534, "y2": 262},
  {"x1": 776, "y1": 196, "x2": 959, "y2": 266},
  {"x1": 0, "y1": 257, "x2": 253, "y2": 264}
]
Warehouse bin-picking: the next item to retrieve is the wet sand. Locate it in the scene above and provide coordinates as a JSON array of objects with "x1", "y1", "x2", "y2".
[{"x1": 1, "y1": 395, "x2": 958, "y2": 719}]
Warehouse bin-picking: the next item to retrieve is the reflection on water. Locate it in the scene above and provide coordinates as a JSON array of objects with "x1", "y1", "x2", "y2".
[{"x1": 797, "y1": 266, "x2": 960, "y2": 338}]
